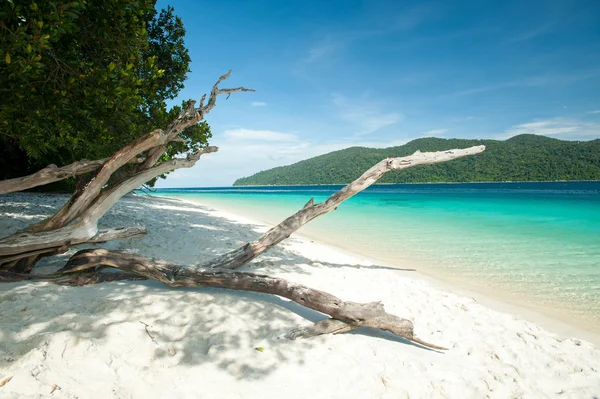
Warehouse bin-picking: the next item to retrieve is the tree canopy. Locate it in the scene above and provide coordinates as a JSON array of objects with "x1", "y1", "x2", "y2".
[
  {"x1": 0, "y1": 0, "x2": 210, "y2": 182},
  {"x1": 234, "y1": 135, "x2": 600, "y2": 185}
]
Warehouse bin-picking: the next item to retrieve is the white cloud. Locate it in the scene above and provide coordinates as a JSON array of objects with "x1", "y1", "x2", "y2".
[
  {"x1": 449, "y1": 116, "x2": 476, "y2": 123},
  {"x1": 423, "y1": 129, "x2": 447, "y2": 137},
  {"x1": 447, "y1": 84, "x2": 505, "y2": 97},
  {"x1": 508, "y1": 23, "x2": 553, "y2": 43},
  {"x1": 331, "y1": 93, "x2": 403, "y2": 135},
  {"x1": 387, "y1": 3, "x2": 433, "y2": 31},
  {"x1": 251, "y1": 101, "x2": 267, "y2": 107},
  {"x1": 588, "y1": 110, "x2": 600, "y2": 114},
  {"x1": 505, "y1": 118, "x2": 600, "y2": 138},
  {"x1": 223, "y1": 129, "x2": 297, "y2": 142}
]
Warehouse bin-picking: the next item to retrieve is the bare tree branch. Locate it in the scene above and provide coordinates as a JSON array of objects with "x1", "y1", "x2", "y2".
[
  {"x1": 201, "y1": 145, "x2": 486, "y2": 270},
  {"x1": 286, "y1": 318, "x2": 358, "y2": 339},
  {"x1": 0, "y1": 148, "x2": 216, "y2": 259},
  {"x1": 0, "y1": 225, "x2": 147, "y2": 263},
  {"x1": 201, "y1": 70, "x2": 256, "y2": 117},
  {"x1": 0, "y1": 245, "x2": 69, "y2": 271},
  {"x1": 0, "y1": 156, "x2": 148, "y2": 196}
]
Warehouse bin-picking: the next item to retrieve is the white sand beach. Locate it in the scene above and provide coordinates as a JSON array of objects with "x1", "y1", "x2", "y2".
[{"x1": 1, "y1": 193, "x2": 599, "y2": 398}]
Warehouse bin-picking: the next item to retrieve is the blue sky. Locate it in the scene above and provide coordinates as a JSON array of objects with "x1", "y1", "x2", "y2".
[{"x1": 155, "y1": 0, "x2": 600, "y2": 187}]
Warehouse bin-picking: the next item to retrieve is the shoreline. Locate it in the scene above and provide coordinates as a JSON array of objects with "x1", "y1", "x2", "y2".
[
  {"x1": 165, "y1": 194, "x2": 600, "y2": 347},
  {"x1": 159, "y1": 180, "x2": 600, "y2": 189},
  {"x1": 2, "y1": 192, "x2": 600, "y2": 398}
]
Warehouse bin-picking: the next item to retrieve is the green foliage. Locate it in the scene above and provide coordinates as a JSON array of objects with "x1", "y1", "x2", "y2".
[
  {"x1": 0, "y1": 0, "x2": 209, "y2": 179},
  {"x1": 234, "y1": 135, "x2": 600, "y2": 185}
]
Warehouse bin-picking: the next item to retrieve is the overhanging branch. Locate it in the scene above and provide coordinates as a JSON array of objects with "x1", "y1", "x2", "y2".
[
  {"x1": 0, "y1": 147, "x2": 217, "y2": 258},
  {"x1": 201, "y1": 145, "x2": 486, "y2": 270},
  {"x1": 0, "y1": 160, "x2": 105, "y2": 195}
]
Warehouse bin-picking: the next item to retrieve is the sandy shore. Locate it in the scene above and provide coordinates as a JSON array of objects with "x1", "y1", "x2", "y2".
[{"x1": 1, "y1": 193, "x2": 599, "y2": 398}]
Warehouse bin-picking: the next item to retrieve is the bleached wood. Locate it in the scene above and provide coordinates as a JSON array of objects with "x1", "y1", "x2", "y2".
[
  {"x1": 0, "y1": 149, "x2": 214, "y2": 258},
  {"x1": 0, "y1": 71, "x2": 250, "y2": 268},
  {"x1": 24, "y1": 70, "x2": 252, "y2": 233},
  {"x1": 286, "y1": 318, "x2": 356, "y2": 339},
  {"x1": 0, "y1": 71, "x2": 484, "y2": 351},
  {"x1": 0, "y1": 160, "x2": 105, "y2": 195},
  {"x1": 0, "y1": 157, "x2": 147, "y2": 196},
  {"x1": 28, "y1": 129, "x2": 170, "y2": 232},
  {"x1": 84, "y1": 147, "x2": 217, "y2": 224}
]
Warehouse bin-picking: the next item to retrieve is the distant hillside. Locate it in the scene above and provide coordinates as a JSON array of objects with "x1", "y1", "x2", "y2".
[{"x1": 233, "y1": 135, "x2": 600, "y2": 185}]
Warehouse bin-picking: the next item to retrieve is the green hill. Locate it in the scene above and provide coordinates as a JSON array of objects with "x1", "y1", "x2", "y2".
[{"x1": 233, "y1": 135, "x2": 600, "y2": 185}]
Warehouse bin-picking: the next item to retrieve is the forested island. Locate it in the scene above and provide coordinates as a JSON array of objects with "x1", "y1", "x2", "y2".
[{"x1": 234, "y1": 134, "x2": 600, "y2": 185}]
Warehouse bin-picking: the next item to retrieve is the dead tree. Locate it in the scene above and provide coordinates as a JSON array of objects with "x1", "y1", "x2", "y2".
[{"x1": 0, "y1": 71, "x2": 485, "y2": 349}]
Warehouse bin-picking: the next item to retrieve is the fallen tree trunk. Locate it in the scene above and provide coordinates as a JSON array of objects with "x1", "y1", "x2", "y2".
[
  {"x1": 32, "y1": 248, "x2": 444, "y2": 350},
  {"x1": 0, "y1": 156, "x2": 148, "y2": 196},
  {"x1": 0, "y1": 71, "x2": 252, "y2": 269},
  {"x1": 1, "y1": 145, "x2": 485, "y2": 347},
  {"x1": 0, "y1": 148, "x2": 216, "y2": 265},
  {"x1": 0, "y1": 71, "x2": 488, "y2": 349},
  {"x1": 201, "y1": 145, "x2": 486, "y2": 270}
]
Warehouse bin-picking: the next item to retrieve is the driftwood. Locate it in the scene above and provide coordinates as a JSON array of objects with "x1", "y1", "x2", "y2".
[
  {"x1": 45, "y1": 248, "x2": 445, "y2": 350},
  {"x1": 200, "y1": 145, "x2": 485, "y2": 270},
  {"x1": 0, "y1": 71, "x2": 487, "y2": 349},
  {"x1": 0, "y1": 156, "x2": 148, "y2": 196}
]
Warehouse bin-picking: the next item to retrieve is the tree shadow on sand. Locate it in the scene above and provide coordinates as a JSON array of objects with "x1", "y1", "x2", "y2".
[{"x1": 1, "y1": 193, "x2": 426, "y2": 382}]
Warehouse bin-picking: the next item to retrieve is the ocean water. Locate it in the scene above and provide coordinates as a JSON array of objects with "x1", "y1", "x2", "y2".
[{"x1": 156, "y1": 182, "x2": 600, "y2": 330}]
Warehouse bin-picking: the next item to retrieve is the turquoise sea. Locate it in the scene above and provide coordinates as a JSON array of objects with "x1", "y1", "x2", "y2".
[{"x1": 157, "y1": 182, "x2": 600, "y2": 331}]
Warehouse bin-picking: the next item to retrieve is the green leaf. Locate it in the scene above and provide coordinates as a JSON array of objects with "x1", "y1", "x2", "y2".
[
  {"x1": 0, "y1": 0, "x2": 205, "y2": 187},
  {"x1": 255, "y1": 347, "x2": 264, "y2": 352}
]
